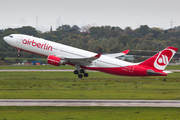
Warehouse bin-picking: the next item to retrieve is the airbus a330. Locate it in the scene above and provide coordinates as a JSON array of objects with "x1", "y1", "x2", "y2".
[{"x1": 3, "y1": 34, "x2": 178, "y2": 78}]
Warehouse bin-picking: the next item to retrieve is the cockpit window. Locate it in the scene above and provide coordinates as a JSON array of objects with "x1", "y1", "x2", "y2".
[{"x1": 9, "y1": 35, "x2": 13, "y2": 38}]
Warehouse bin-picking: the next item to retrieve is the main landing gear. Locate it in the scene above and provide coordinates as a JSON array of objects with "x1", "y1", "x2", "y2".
[
  {"x1": 74, "y1": 63, "x2": 89, "y2": 78},
  {"x1": 17, "y1": 49, "x2": 21, "y2": 57},
  {"x1": 74, "y1": 69, "x2": 89, "y2": 78}
]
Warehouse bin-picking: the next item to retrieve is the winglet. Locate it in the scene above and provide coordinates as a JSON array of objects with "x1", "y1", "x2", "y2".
[
  {"x1": 94, "y1": 53, "x2": 102, "y2": 58},
  {"x1": 122, "y1": 49, "x2": 129, "y2": 54}
]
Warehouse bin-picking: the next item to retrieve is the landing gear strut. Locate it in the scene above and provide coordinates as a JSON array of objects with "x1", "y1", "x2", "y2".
[{"x1": 17, "y1": 49, "x2": 21, "y2": 57}]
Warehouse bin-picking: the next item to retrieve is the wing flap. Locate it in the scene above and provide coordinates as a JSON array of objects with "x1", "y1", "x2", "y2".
[{"x1": 65, "y1": 53, "x2": 101, "y2": 66}]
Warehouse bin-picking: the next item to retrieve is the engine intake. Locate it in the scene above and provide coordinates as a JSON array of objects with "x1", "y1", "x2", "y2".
[{"x1": 47, "y1": 55, "x2": 66, "y2": 66}]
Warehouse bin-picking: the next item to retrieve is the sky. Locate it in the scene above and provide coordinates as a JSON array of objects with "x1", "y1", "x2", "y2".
[{"x1": 1, "y1": 0, "x2": 180, "y2": 32}]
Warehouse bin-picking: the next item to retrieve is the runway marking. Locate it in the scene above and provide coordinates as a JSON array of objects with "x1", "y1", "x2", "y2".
[{"x1": 0, "y1": 99, "x2": 180, "y2": 107}]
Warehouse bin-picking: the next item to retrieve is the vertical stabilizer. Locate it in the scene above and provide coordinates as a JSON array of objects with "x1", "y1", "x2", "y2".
[{"x1": 139, "y1": 46, "x2": 178, "y2": 71}]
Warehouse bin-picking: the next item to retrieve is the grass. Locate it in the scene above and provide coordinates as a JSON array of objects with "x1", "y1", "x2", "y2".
[
  {"x1": 0, "y1": 107, "x2": 180, "y2": 120},
  {"x1": 5, "y1": 57, "x2": 47, "y2": 63},
  {"x1": 166, "y1": 65, "x2": 180, "y2": 70},
  {"x1": 0, "y1": 71, "x2": 180, "y2": 99},
  {"x1": 0, "y1": 70, "x2": 180, "y2": 119},
  {"x1": 0, "y1": 65, "x2": 75, "y2": 69}
]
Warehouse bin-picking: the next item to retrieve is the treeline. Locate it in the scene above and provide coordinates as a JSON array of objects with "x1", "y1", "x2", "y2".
[{"x1": 0, "y1": 25, "x2": 180, "y2": 58}]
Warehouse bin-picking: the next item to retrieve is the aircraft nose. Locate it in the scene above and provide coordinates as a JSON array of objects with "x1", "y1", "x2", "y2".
[
  {"x1": 3, "y1": 36, "x2": 8, "y2": 41},
  {"x1": 3, "y1": 36, "x2": 12, "y2": 43}
]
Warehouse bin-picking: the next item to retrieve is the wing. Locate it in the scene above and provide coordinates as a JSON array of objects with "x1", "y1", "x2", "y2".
[
  {"x1": 105, "y1": 49, "x2": 129, "y2": 58},
  {"x1": 59, "y1": 53, "x2": 101, "y2": 66}
]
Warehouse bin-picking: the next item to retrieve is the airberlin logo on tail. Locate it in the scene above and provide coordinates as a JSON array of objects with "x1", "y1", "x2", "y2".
[
  {"x1": 22, "y1": 39, "x2": 53, "y2": 51},
  {"x1": 154, "y1": 49, "x2": 175, "y2": 70},
  {"x1": 157, "y1": 54, "x2": 168, "y2": 66}
]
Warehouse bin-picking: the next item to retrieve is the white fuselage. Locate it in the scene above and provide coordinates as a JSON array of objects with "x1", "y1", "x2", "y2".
[{"x1": 4, "y1": 34, "x2": 134, "y2": 68}]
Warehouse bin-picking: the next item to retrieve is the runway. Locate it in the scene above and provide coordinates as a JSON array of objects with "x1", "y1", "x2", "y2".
[{"x1": 0, "y1": 99, "x2": 180, "y2": 107}]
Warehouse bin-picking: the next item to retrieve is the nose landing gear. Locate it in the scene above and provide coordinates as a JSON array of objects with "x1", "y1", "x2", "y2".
[
  {"x1": 17, "y1": 49, "x2": 21, "y2": 57},
  {"x1": 17, "y1": 54, "x2": 21, "y2": 57}
]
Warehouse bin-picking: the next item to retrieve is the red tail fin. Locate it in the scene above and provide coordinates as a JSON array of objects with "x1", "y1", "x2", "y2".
[{"x1": 139, "y1": 46, "x2": 178, "y2": 71}]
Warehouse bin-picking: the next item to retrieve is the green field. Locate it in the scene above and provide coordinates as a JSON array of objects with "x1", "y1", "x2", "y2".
[
  {"x1": 0, "y1": 70, "x2": 180, "y2": 119},
  {"x1": 0, "y1": 71, "x2": 180, "y2": 99},
  {"x1": 0, "y1": 106, "x2": 180, "y2": 120},
  {"x1": 166, "y1": 65, "x2": 180, "y2": 69},
  {"x1": 0, "y1": 65, "x2": 75, "y2": 69}
]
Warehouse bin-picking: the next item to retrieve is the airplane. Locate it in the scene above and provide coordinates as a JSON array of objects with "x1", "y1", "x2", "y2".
[{"x1": 3, "y1": 34, "x2": 178, "y2": 78}]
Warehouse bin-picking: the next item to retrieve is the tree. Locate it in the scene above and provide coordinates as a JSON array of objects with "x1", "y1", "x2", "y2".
[
  {"x1": 110, "y1": 43, "x2": 121, "y2": 53},
  {"x1": 70, "y1": 25, "x2": 80, "y2": 32},
  {"x1": 94, "y1": 45, "x2": 103, "y2": 53},
  {"x1": 124, "y1": 27, "x2": 133, "y2": 35},
  {"x1": 145, "y1": 33, "x2": 153, "y2": 40},
  {"x1": 57, "y1": 25, "x2": 71, "y2": 31},
  {"x1": 138, "y1": 25, "x2": 150, "y2": 36},
  {"x1": 124, "y1": 43, "x2": 130, "y2": 50},
  {"x1": 150, "y1": 27, "x2": 162, "y2": 38},
  {"x1": 2, "y1": 28, "x2": 18, "y2": 37},
  {"x1": 131, "y1": 38, "x2": 142, "y2": 43},
  {"x1": 16, "y1": 26, "x2": 38, "y2": 37},
  {"x1": 60, "y1": 38, "x2": 72, "y2": 45},
  {"x1": 116, "y1": 34, "x2": 129, "y2": 46}
]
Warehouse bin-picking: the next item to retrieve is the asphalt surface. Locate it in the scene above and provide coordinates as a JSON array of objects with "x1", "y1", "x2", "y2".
[{"x1": 0, "y1": 99, "x2": 180, "y2": 107}]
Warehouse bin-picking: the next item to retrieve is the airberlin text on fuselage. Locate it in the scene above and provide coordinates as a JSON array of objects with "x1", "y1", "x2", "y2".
[{"x1": 22, "y1": 39, "x2": 53, "y2": 51}]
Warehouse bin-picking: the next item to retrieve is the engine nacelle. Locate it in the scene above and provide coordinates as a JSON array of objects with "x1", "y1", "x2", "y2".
[{"x1": 47, "y1": 55, "x2": 66, "y2": 66}]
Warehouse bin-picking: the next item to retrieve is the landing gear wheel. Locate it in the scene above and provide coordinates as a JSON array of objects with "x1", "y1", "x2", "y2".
[
  {"x1": 74, "y1": 70, "x2": 78, "y2": 74},
  {"x1": 84, "y1": 73, "x2": 89, "y2": 77},
  {"x1": 78, "y1": 74, "x2": 83, "y2": 78},
  {"x1": 80, "y1": 69, "x2": 85, "y2": 73},
  {"x1": 17, "y1": 54, "x2": 21, "y2": 57}
]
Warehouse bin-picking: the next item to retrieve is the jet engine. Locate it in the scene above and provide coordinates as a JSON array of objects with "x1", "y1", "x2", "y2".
[{"x1": 47, "y1": 55, "x2": 66, "y2": 66}]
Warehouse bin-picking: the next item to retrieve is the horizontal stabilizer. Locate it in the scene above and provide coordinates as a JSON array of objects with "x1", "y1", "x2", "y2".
[
  {"x1": 146, "y1": 70, "x2": 164, "y2": 75},
  {"x1": 163, "y1": 70, "x2": 173, "y2": 73}
]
